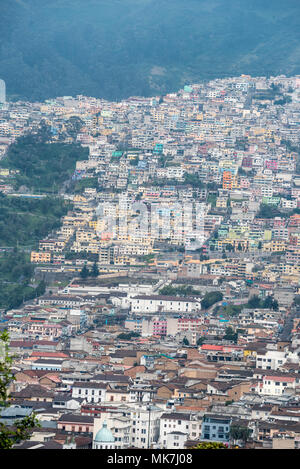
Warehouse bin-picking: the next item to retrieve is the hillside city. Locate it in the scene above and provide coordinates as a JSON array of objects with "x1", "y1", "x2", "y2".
[{"x1": 0, "y1": 74, "x2": 300, "y2": 450}]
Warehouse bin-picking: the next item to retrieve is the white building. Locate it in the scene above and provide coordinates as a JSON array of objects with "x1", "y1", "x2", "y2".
[
  {"x1": 92, "y1": 403, "x2": 164, "y2": 449},
  {"x1": 130, "y1": 295, "x2": 201, "y2": 314},
  {"x1": 256, "y1": 350, "x2": 298, "y2": 370},
  {"x1": 93, "y1": 421, "x2": 118, "y2": 449},
  {"x1": 0, "y1": 79, "x2": 6, "y2": 104},
  {"x1": 256, "y1": 375, "x2": 297, "y2": 396},
  {"x1": 159, "y1": 412, "x2": 202, "y2": 448},
  {"x1": 71, "y1": 382, "x2": 107, "y2": 403}
]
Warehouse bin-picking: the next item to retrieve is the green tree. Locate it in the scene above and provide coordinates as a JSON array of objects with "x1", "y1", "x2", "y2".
[
  {"x1": 262, "y1": 295, "x2": 278, "y2": 310},
  {"x1": 117, "y1": 332, "x2": 140, "y2": 340},
  {"x1": 247, "y1": 295, "x2": 261, "y2": 308},
  {"x1": 0, "y1": 330, "x2": 39, "y2": 449},
  {"x1": 80, "y1": 264, "x2": 89, "y2": 279},
  {"x1": 196, "y1": 337, "x2": 204, "y2": 346},
  {"x1": 35, "y1": 279, "x2": 46, "y2": 297},
  {"x1": 201, "y1": 291, "x2": 223, "y2": 310},
  {"x1": 182, "y1": 337, "x2": 189, "y2": 346},
  {"x1": 192, "y1": 442, "x2": 228, "y2": 449},
  {"x1": 223, "y1": 327, "x2": 238, "y2": 343},
  {"x1": 294, "y1": 296, "x2": 300, "y2": 306},
  {"x1": 91, "y1": 262, "x2": 99, "y2": 277},
  {"x1": 65, "y1": 116, "x2": 84, "y2": 141},
  {"x1": 229, "y1": 425, "x2": 251, "y2": 446}
]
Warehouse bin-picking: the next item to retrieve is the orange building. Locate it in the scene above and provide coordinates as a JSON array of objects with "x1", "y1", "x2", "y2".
[
  {"x1": 30, "y1": 251, "x2": 51, "y2": 263},
  {"x1": 222, "y1": 171, "x2": 234, "y2": 190}
]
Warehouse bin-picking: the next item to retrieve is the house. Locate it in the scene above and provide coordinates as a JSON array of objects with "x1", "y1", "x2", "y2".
[
  {"x1": 57, "y1": 413, "x2": 94, "y2": 434},
  {"x1": 71, "y1": 381, "x2": 107, "y2": 403},
  {"x1": 165, "y1": 431, "x2": 188, "y2": 449},
  {"x1": 159, "y1": 412, "x2": 198, "y2": 448},
  {"x1": 201, "y1": 413, "x2": 231, "y2": 443},
  {"x1": 256, "y1": 375, "x2": 297, "y2": 396},
  {"x1": 11, "y1": 384, "x2": 55, "y2": 403},
  {"x1": 31, "y1": 359, "x2": 63, "y2": 372},
  {"x1": 130, "y1": 295, "x2": 201, "y2": 314}
]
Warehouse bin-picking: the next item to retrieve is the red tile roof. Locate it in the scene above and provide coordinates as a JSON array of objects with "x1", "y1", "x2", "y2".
[
  {"x1": 30, "y1": 351, "x2": 69, "y2": 359},
  {"x1": 201, "y1": 344, "x2": 224, "y2": 351}
]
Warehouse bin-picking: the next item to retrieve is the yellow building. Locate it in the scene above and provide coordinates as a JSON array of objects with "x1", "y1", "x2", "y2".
[
  {"x1": 263, "y1": 240, "x2": 286, "y2": 253},
  {"x1": 31, "y1": 251, "x2": 51, "y2": 263}
]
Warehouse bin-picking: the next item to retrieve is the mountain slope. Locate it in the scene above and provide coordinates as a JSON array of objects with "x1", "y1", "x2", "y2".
[{"x1": 0, "y1": 0, "x2": 299, "y2": 101}]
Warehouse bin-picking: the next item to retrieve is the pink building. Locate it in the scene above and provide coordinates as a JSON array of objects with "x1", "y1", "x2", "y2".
[
  {"x1": 152, "y1": 319, "x2": 167, "y2": 336},
  {"x1": 265, "y1": 160, "x2": 278, "y2": 170},
  {"x1": 27, "y1": 321, "x2": 63, "y2": 339}
]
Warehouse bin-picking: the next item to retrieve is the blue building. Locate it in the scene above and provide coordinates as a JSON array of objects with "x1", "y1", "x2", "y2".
[{"x1": 201, "y1": 414, "x2": 231, "y2": 443}]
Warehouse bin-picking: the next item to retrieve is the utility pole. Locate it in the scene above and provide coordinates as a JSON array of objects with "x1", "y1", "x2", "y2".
[{"x1": 147, "y1": 404, "x2": 151, "y2": 449}]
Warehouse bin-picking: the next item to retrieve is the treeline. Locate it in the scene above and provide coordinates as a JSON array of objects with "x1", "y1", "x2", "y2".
[
  {"x1": 0, "y1": 250, "x2": 46, "y2": 310},
  {"x1": 1, "y1": 0, "x2": 300, "y2": 102},
  {"x1": 70, "y1": 177, "x2": 99, "y2": 194},
  {"x1": 201, "y1": 291, "x2": 224, "y2": 309},
  {"x1": 0, "y1": 194, "x2": 71, "y2": 247},
  {"x1": 65, "y1": 251, "x2": 99, "y2": 262},
  {"x1": 159, "y1": 285, "x2": 201, "y2": 296},
  {"x1": 0, "y1": 126, "x2": 89, "y2": 193},
  {"x1": 216, "y1": 295, "x2": 279, "y2": 317},
  {"x1": 79, "y1": 263, "x2": 99, "y2": 279},
  {"x1": 256, "y1": 203, "x2": 300, "y2": 219}
]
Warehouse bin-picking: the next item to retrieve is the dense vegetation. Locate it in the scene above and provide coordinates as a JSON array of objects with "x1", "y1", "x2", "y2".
[
  {"x1": 247, "y1": 294, "x2": 279, "y2": 310},
  {"x1": 1, "y1": 0, "x2": 300, "y2": 102},
  {"x1": 79, "y1": 263, "x2": 99, "y2": 279},
  {"x1": 0, "y1": 330, "x2": 39, "y2": 448},
  {"x1": 159, "y1": 285, "x2": 201, "y2": 297},
  {"x1": 0, "y1": 193, "x2": 66, "y2": 309},
  {"x1": 223, "y1": 326, "x2": 238, "y2": 343},
  {"x1": 0, "y1": 123, "x2": 81, "y2": 310},
  {"x1": 215, "y1": 295, "x2": 279, "y2": 318},
  {"x1": 70, "y1": 177, "x2": 99, "y2": 194},
  {"x1": 117, "y1": 331, "x2": 141, "y2": 340},
  {"x1": 201, "y1": 291, "x2": 223, "y2": 309},
  {"x1": 0, "y1": 194, "x2": 71, "y2": 248},
  {"x1": 0, "y1": 250, "x2": 46, "y2": 310},
  {"x1": 0, "y1": 131, "x2": 89, "y2": 193}
]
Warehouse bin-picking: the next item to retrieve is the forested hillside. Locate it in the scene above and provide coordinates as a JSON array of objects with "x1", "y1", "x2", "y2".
[{"x1": 0, "y1": 0, "x2": 299, "y2": 102}]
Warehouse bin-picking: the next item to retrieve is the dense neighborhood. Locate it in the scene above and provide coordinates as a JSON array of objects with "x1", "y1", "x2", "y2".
[{"x1": 0, "y1": 74, "x2": 300, "y2": 449}]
